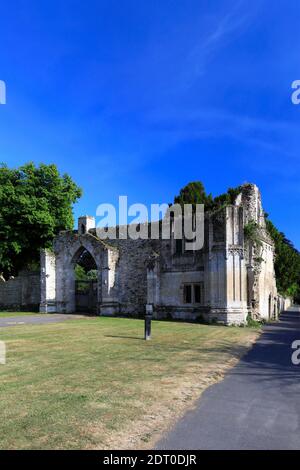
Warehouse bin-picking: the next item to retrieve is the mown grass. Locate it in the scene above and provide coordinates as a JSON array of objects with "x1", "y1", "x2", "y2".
[
  {"x1": 0, "y1": 312, "x2": 39, "y2": 318},
  {"x1": 0, "y1": 317, "x2": 259, "y2": 449}
]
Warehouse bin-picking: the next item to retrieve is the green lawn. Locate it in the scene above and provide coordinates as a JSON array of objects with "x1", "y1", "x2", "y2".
[
  {"x1": 0, "y1": 317, "x2": 259, "y2": 450},
  {"x1": 0, "y1": 312, "x2": 40, "y2": 318}
]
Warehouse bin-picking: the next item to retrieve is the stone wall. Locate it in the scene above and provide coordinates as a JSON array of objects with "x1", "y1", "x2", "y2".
[
  {"x1": 257, "y1": 242, "x2": 278, "y2": 320},
  {"x1": 242, "y1": 184, "x2": 279, "y2": 321},
  {"x1": 40, "y1": 249, "x2": 56, "y2": 313},
  {"x1": 0, "y1": 271, "x2": 40, "y2": 311},
  {"x1": 109, "y1": 237, "x2": 160, "y2": 316},
  {"x1": 38, "y1": 184, "x2": 292, "y2": 324}
]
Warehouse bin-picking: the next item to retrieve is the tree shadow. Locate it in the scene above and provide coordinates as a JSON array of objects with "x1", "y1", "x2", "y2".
[{"x1": 215, "y1": 310, "x2": 300, "y2": 387}]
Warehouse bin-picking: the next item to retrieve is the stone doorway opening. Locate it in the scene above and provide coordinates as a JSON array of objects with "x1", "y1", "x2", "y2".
[{"x1": 74, "y1": 248, "x2": 98, "y2": 314}]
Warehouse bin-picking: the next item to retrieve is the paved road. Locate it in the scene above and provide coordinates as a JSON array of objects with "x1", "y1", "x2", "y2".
[
  {"x1": 0, "y1": 314, "x2": 83, "y2": 328},
  {"x1": 157, "y1": 307, "x2": 300, "y2": 450}
]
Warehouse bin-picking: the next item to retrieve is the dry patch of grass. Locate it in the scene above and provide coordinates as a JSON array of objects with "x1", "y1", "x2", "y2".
[{"x1": 0, "y1": 317, "x2": 260, "y2": 449}]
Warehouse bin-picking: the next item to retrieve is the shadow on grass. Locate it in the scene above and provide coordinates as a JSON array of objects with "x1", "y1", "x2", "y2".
[{"x1": 104, "y1": 334, "x2": 145, "y2": 341}]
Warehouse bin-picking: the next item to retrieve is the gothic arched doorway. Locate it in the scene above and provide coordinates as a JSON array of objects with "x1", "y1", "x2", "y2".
[{"x1": 73, "y1": 248, "x2": 98, "y2": 314}]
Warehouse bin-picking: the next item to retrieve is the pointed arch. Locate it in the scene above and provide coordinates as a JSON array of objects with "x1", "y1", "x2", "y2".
[{"x1": 71, "y1": 246, "x2": 97, "y2": 271}]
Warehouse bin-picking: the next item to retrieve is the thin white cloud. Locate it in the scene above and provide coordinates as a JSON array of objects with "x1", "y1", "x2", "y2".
[
  {"x1": 185, "y1": 0, "x2": 255, "y2": 82},
  {"x1": 144, "y1": 104, "x2": 300, "y2": 182}
]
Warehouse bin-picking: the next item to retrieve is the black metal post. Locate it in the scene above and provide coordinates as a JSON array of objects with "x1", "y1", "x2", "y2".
[{"x1": 144, "y1": 312, "x2": 152, "y2": 340}]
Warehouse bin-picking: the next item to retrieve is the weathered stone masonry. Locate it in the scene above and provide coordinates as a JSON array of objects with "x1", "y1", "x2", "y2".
[
  {"x1": 38, "y1": 183, "x2": 291, "y2": 325},
  {"x1": 0, "y1": 270, "x2": 40, "y2": 311}
]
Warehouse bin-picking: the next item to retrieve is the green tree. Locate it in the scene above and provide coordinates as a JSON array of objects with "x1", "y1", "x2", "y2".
[
  {"x1": 0, "y1": 162, "x2": 82, "y2": 278},
  {"x1": 74, "y1": 265, "x2": 97, "y2": 281},
  {"x1": 211, "y1": 186, "x2": 243, "y2": 211},
  {"x1": 266, "y1": 220, "x2": 300, "y2": 298},
  {"x1": 174, "y1": 181, "x2": 243, "y2": 212},
  {"x1": 174, "y1": 181, "x2": 213, "y2": 209}
]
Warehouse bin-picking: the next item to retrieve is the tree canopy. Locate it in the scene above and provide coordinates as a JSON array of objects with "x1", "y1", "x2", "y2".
[
  {"x1": 173, "y1": 181, "x2": 243, "y2": 212},
  {"x1": 0, "y1": 162, "x2": 82, "y2": 278},
  {"x1": 174, "y1": 181, "x2": 213, "y2": 209},
  {"x1": 266, "y1": 219, "x2": 300, "y2": 298}
]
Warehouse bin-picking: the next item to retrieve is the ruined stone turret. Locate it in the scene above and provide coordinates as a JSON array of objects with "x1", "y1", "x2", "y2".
[{"x1": 78, "y1": 215, "x2": 95, "y2": 235}]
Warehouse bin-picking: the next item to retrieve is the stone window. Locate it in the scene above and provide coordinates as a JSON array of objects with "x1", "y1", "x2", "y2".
[
  {"x1": 183, "y1": 283, "x2": 204, "y2": 304},
  {"x1": 194, "y1": 283, "x2": 204, "y2": 304},
  {"x1": 183, "y1": 284, "x2": 192, "y2": 303}
]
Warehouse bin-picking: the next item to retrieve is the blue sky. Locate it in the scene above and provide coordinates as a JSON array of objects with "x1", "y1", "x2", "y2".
[{"x1": 0, "y1": 0, "x2": 299, "y2": 248}]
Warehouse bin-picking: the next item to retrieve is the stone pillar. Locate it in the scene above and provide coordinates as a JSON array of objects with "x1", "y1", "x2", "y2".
[
  {"x1": 223, "y1": 206, "x2": 248, "y2": 324},
  {"x1": 208, "y1": 206, "x2": 248, "y2": 325},
  {"x1": 99, "y1": 248, "x2": 120, "y2": 316},
  {"x1": 40, "y1": 249, "x2": 57, "y2": 313}
]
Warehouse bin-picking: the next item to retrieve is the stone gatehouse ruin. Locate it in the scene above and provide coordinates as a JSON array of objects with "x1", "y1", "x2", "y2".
[{"x1": 37, "y1": 183, "x2": 290, "y2": 325}]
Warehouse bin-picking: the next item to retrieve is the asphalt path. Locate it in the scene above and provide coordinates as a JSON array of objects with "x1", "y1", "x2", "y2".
[{"x1": 157, "y1": 307, "x2": 300, "y2": 450}]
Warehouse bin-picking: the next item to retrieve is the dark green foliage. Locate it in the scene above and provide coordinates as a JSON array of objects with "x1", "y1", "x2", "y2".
[
  {"x1": 74, "y1": 265, "x2": 87, "y2": 281},
  {"x1": 174, "y1": 181, "x2": 213, "y2": 209},
  {"x1": 74, "y1": 265, "x2": 97, "y2": 281},
  {"x1": 0, "y1": 162, "x2": 82, "y2": 278},
  {"x1": 173, "y1": 181, "x2": 243, "y2": 213},
  {"x1": 246, "y1": 314, "x2": 265, "y2": 328},
  {"x1": 210, "y1": 186, "x2": 243, "y2": 212},
  {"x1": 244, "y1": 220, "x2": 263, "y2": 247},
  {"x1": 266, "y1": 219, "x2": 300, "y2": 298}
]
